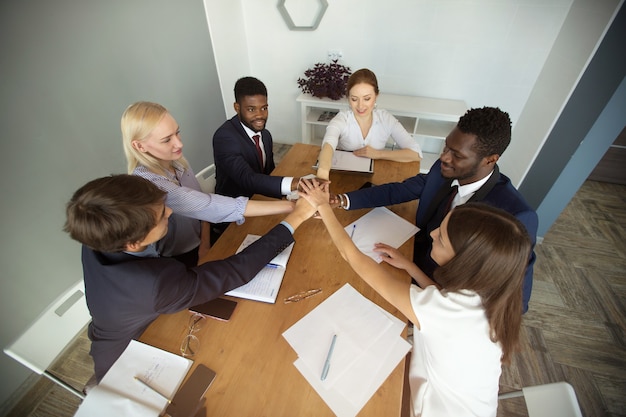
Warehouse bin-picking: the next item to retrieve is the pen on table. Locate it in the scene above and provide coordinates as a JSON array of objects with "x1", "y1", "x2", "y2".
[
  {"x1": 320, "y1": 334, "x2": 337, "y2": 381},
  {"x1": 350, "y1": 224, "x2": 356, "y2": 239},
  {"x1": 134, "y1": 376, "x2": 172, "y2": 404},
  {"x1": 284, "y1": 288, "x2": 322, "y2": 303}
]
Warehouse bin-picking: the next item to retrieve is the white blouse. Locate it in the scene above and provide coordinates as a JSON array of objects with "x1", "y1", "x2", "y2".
[
  {"x1": 322, "y1": 108, "x2": 422, "y2": 156},
  {"x1": 409, "y1": 285, "x2": 502, "y2": 417}
]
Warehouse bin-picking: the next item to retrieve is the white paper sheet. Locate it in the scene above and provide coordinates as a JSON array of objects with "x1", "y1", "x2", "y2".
[
  {"x1": 225, "y1": 234, "x2": 295, "y2": 303},
  {"x1": 331, "y1": 150, "x2": 374, "y2": 173},
  {"x1": 74, "y1": 340, "x2": 192, "y2": 417},
  {"x1": 313, "y1": 151, "x2": 374, "y2": 173},
  {"x1": 345, "y1": 207, "x2": 419, "y2": 263},
  {"x1": 294, "y1": 336, "x2": 410, "y2": 417},
  {"x1": 283, "y1": 284, "x2": 411, "y2": 417}
]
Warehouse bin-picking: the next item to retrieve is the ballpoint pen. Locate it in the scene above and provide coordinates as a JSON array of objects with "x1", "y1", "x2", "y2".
[
  {"x1": 135, "y1": 376, "x2": 173, "y2": 404},
  {"x1": 350, "y1": 224, "x2": 356, "y2": 239},
  {"x1": 321, "y1": 334, "x2": 337, "y2": 381}
]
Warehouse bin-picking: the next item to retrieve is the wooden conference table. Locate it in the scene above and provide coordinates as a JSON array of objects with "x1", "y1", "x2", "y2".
[{"x1": 140, "y1": 144, "x2": 420, "y2": 416}]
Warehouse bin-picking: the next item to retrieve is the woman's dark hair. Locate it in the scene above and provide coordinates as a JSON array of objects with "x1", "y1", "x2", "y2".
[{"x1": 434, "y1": 203, "x2": 531, "y2": 362}]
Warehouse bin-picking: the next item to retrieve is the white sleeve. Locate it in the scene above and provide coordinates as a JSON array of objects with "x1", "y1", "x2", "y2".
[
  {"x1": 382, "y1": 110, "x2": 423, "y2": 156},
  {"x1": 321, "y1": 111, "x2": 349, "y2": 150}
]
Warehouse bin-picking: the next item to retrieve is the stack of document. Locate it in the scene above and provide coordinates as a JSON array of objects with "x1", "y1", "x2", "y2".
[
  {"x1": 346, "y1": 207, "x2": 419, "y2": 263},
  {"x1": 314, "y1": 150, "x2": 374, "y2": 173},
  {"x1": 283, "y1": 284, "x2": 411, "y2": 417},
  {"x1": 226, "y1": 234, "x2": 295, "y2": 303},
  {"x1": 74, "y1": 340, "x2": 192, "y2": 417}
]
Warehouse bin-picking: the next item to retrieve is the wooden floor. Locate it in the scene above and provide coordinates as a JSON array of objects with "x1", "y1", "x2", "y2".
[
  {"x1": 5, "y1": 150, "x2": 625, "y2": 416},
  {"x1": 497, "y1": 179, "x2": 626, "y2": 417}
]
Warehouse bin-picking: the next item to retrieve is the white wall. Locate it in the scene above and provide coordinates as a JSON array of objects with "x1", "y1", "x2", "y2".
[
  {"x1": 204, "y1": 0, "x2": 250, "y2": 116},
  {"x1": 207, "y1": 0, "x2": 578, "y2": 186}
]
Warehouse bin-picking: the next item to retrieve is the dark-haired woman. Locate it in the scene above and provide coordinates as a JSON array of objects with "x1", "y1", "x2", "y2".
[{"x1": 299, "y1": 178, "x2": 530, "y2": 417}]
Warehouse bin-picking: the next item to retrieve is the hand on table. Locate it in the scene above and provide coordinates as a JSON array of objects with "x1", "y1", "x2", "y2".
[
  {"x1": 373, "y1": 242, "x2": 413, "y2": 271},
  {"x1": 353, "y1": 145, "x2": 379, "y2": 159}
]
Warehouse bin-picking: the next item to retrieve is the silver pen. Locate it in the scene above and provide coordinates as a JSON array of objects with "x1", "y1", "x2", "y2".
[{"x1": 320, "y1": 334, "x2": 337, "y2": 381}]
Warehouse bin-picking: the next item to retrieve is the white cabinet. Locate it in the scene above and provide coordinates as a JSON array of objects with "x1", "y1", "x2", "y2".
[{"x1": 297, "y1": 93, "x2": 467, "y2": 173}]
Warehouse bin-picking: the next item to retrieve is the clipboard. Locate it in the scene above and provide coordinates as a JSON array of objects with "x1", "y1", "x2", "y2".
[{"x1": 313, "y1": 150, "x2": 374, "y2": 174}]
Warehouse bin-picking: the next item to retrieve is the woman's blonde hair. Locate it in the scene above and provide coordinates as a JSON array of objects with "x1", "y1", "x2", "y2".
[{"x1": 121, "y1": 101, "x2": 188, "y2": 176}]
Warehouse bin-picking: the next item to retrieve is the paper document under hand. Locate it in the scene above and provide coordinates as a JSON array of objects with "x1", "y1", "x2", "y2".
[
  {"x1": 346, "y1": 207, "x2": 419, "y2": 263},
  {"x1": 225, "y1": 234, "x2": 295, "y2": 303},
  {"x1": 313, "y1": 150, "x2": 374, "y2": 173},
  {"x1": 74, "y1": 340, "x2": 192, "y2": 417}
]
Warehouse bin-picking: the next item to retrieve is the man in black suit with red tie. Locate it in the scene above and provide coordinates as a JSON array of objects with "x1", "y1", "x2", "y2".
[
  {"x1": 64, "y1": 174, "x2": 314, "y2": 382},
  {"x1": 211, "y1": 77, "x2": 302, "y2": 242},
  {"x1": 213, "y1": 76, "x2": 299, "y2": 200}
]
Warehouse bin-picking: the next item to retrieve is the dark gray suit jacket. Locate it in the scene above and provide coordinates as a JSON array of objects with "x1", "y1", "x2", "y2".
[{"x1": 82, "y1": 223, "x2": 294, "y2": 381}]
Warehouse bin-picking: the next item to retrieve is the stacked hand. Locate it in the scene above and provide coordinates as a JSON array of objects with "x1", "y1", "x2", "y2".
[
  {"x1": 328, "y1": 194, "x2": 342, "y2": 208},
  {"x1": 296, "y1": 176, "x2": 329, "y2": 192},
  {"x1": 298, "y1": 178, "x2": 331, "y2": 211}
]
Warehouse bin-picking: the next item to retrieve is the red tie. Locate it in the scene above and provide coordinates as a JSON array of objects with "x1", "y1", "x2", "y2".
[{"x1": 252, "y1": 135, "x2": 263, "y2": 166}]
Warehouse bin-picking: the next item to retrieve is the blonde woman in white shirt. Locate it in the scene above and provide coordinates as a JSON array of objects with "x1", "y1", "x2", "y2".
[{"x1": 316, "y1": 68, "x2": 422, "y2": 180}]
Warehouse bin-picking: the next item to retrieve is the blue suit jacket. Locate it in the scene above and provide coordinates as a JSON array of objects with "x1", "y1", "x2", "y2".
[
  {"x1": 82, "y1": 223, "x2": 294, "y2": 381},
  {"x1": 346, "y1": 159, "x2": 538, "y2": 313},
  {"x1": 213, "y1": 115, "x2": 283, "y2": 198}
]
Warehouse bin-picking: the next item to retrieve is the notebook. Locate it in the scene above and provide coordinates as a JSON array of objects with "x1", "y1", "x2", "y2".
[
  {"x1": 74, "y1": 340, "x2": 192, "y2": 417},
  {"x1": 314, "y1": 150, "x2": 374, "y2": 173},
  {"x1": 224, "y1": 234, "x2": 295, "y2": 303}
]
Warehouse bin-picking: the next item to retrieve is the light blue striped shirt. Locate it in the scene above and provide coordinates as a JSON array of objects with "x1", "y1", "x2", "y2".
[{"x1": 133, "y1": 162, "x2": 248, "y2": 256}]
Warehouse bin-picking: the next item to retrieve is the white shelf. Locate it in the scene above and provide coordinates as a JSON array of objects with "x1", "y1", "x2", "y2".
[
  {"x1": 420, "y1": 152, "x2": 440, "y2": 173},
  {"x1": 297, "y1": 93, "x2": 467, "y2": 174},
  {"x1": 415, "y1": 119, "x2": 456, "y2": 138}
]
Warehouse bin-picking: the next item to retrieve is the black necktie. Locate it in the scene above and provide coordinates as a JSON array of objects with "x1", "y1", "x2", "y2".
[
  {"x1": 443, "y1": 185, "x2": 459, "y2": 215},
  {"x1": 432, "y1": 185, "x2": 459, "y2": 229},
  {"x1": 252, "y1": 135, "x2": 263, "y2": 166}
]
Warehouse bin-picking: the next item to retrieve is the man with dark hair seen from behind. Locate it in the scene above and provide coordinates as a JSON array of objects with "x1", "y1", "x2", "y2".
[
  {"x1": 333, "y1": 107, "x2": 538, "y2": 313},
  {"x1": 64, "y1": 174, "x2": 315, "y2": 382}
]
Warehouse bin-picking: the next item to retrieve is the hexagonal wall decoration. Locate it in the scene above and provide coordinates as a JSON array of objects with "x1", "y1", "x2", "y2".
[{"x1": 277, "y1": 0, "x2": 328, "y2": 31}]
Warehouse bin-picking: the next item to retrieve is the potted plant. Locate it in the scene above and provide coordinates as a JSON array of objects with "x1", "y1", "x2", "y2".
[{"x1": 297, "y1": 60, "x2": 352, "y2": 100}]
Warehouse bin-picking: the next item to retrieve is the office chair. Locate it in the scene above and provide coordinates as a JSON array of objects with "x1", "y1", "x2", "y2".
[
  {"x1": 499, "y1": 382, "x2": 583, "y2": 417},
  {"x1": 195, "y1": 164, "x2": 216, "y2": 194},
  {"x1": 4, "y1": 280, "x2": 92, "y2": 399}
]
